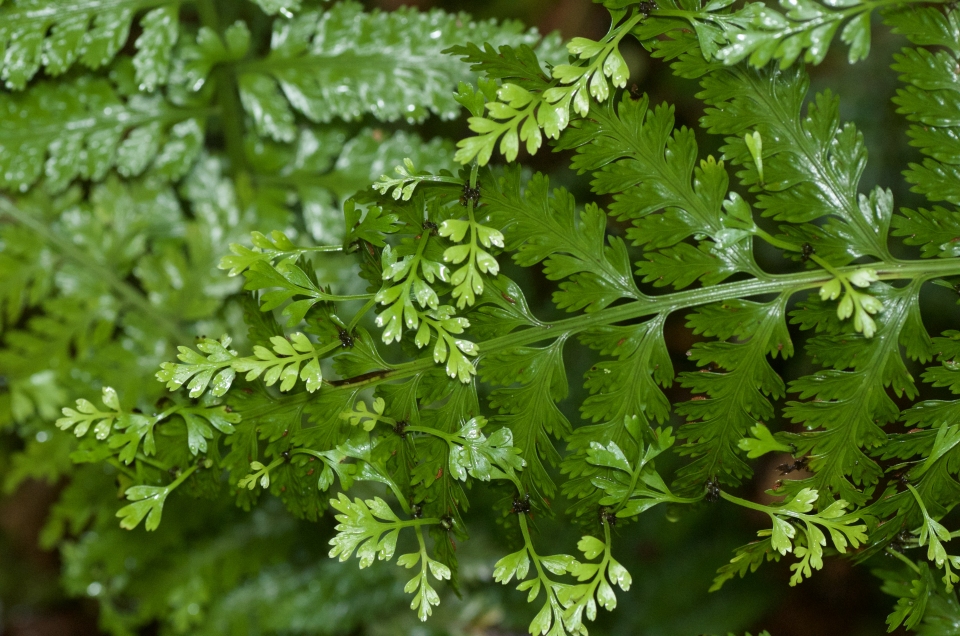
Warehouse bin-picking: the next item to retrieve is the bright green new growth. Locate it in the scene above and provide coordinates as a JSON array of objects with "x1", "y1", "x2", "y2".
[
  {"x1": 5, "y1": 0, "x2": 960, "y2": 633},
  {"x1": 157, "y1": 332, "x2": 333, "y2": 396}
]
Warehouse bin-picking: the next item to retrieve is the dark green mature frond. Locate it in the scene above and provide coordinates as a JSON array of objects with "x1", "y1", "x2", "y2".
[
  {"x1": 883, "y1": 4, "x2": 959, "y2": 53},
  {"x1": 464, "y1": 274, "x2": 542, "y2": 339},
  {"x1": 482, "y1": 338, "x2": 570, "y2": 500},
  {"x1": 873, "y1": 332, "x2": 960, "y2": 525},
  {"x1": 562, "y1": 315, "x2": 673, "y2": 517},
  {"x1": 0, "y1": 76, "x2": 206, "y2": 192},
  {"x1": 1, "y1": 296, "x2": 107, "y2": 408},
  {"x1": 783, "y1": 282, "x2": 934, "y2": 505},
  {"x1": 892, "y1": 206, "x2": 960, "y2": 259},
  {"x1": 482, "y1": 167, "x2": 642, "y2": 312},
  {"x1": 248, "y1": 0, "x2": 302, "y2": 16},
  {"x1": 2, "y1": 178, "x2": 180, "y2": 339},
  {"x1": 576, "y1": 318, "x2": 672, "y2": 447},
  {"x1": 194, "y1": 559, "x2": 407, "y2": 636},
  {"x1": 295, "y1": 383, "x2": 367, "y2": 451},
  {"x1": 0, "y1": 155, "x2": 263, "y2": 433},
  {"x1": 890, "y1": 18, "x2": 960, "y2": 208},
  {"x1": 867, "y1": 398, "x2": 960, "y2": 548},
  {"x1": 710, "y1": 538, "x2": 781, "y2": 592},
  {"x1": 56, "y1": 481, "x2": 312, "y2": 635},
  {"x1": 673, "y1": 0, "x2": 881, "y2": 67},
  {"x1": 674, "y1": 297, "x2": 793, "y2": 493},
  {"x1": 446, "y1": 39, "x2": 554, "y2": 92},
  {"x1": 237, "y1": 1, "x2": 550, "y2": 141},
  {"x1": 557, "y1": 93, "x2": 759, "y2": 289},
  {"x1": 0, "y1": 0, "x2": 181, "y2": 90},
  {"x1": 691, "y1": 49, "x2": 893, "y2": 264},
  {"x1": 875, "y1": 563, "x2": 943, "y2": 633},
  {"x1": 407, "y1": 381, "x2": 480, "y2": 536}
]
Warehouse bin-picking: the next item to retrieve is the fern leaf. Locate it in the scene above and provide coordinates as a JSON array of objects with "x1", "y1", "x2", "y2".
[
  {"x1": 452, "y1": 11, "x2": 637, "y2": 165},
  {"x1": 296, "y1": 386, "x2": 366, "y2": 451},
  {"x1": 692, "y1": 56, "x2": 893, "y2": 264},
  {"x1": 683, "y1": 0, "x2": 879, "y2": 67},
  {"x1": 447, "y1": 40, "x2": 553, "y2": 91},
  {"x1": 234, "y1": 333, "x2": 328, "y2": 393},
  {"x1": 0, "y1": 76, "x2": 205, "y2": 192},
  {"x1": 132, "y1": 6, "x2": 179, "y2": 91},
  {"x1": 875, "y1": 563, "x2": 937, "y2": 632},
  {"x1": 883, "y1": 5, "x2": 960, "y2": 52},
  {"x1": 482, "y1": 338, "x2": 570, "y2": 500},
  {"x1": 783, "y1": 282, "x2": 934, "y2": 505},
  {"x1": 674, "y1": 297, "x2": 793, "y2": 494},
  {"x1": 0, "y1": 0, "x2": 181, "y2": 90},
  {"x1": 867, "y1": 333, "x2": 960, "y2": 530},
  {"x1": 0, "y1": 223, "x2": 54, "y2": 325},
  {"x1": 157, "y1": 335, "x2": 239, "y2": 398},
  {"x1": 562, "y1": 316, "x2": 674, "y2": 517},
  {"x1": 464, "y1": 274, "x2": 542, "y2": 340},
  {"x1": 246, "y1": 127, "x2": 457, "y2": 244},
  {"x1": 170, "y1": 21, "x2": 250, "y2": 93},
  {"x1": 237, "y1": 2, "x2": 550, "y2": 140},
  {"x1": 892, "y1": 39, "x2": 960, "y2": 208},
  {"x1": 482, "y1": 167, "x2": 642, "y2": 312},
  {"x1": 891, "y1": 206, "x2": 960, "y2": 258},
  {"x1": 248, "y1": 0, "x2": 301, "y2": 17},
  {"x1": 557, "y1": 93, "x2": 759, "y2": 288}
]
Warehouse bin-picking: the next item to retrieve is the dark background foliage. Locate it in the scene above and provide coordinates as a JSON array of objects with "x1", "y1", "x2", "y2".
[{"x1": 0, "y1": 0, "x2": 941, "y2": 634}]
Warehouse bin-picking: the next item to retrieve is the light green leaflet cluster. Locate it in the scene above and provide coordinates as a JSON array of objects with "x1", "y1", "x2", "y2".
[
  {"x1": 157, "y1": 332, "x2": 332, "y2": 396},
  {"x1": 36, "y1": 0, "x2": 960, "y2": 634}
]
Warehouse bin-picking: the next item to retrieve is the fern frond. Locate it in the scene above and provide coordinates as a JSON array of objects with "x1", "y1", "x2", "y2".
[
  {"x1": 0, "y1": 0, "x2": 181, "y2": 90},
  {"x1": 562, "y1": 317, "x2": 673, "y2": 517},
  {"x1": 237, "y1": 2, "x2": 550, "y2": 141},
  {"x1": 691, "y1": 50, "x2": 893, "y2": 264},
  {"x1": 246, "y1": 127, "x2": 457, "y2": 244},
  {"x1": 557, "y1": 92, "x2": 760, "y2": 288},
  {"x1": 20, "y1": 0, "x2": 960, "y2": 632},
  {"x1": 674, "y1": 0, "x2": 881, "y2": 67},
  {"x1": 868, "y1": 331, "x2": 960, "y2": 536},
  {"x1": 482, "y1": 167, "x2": 642, "y2": 312},
  {"x1": 890, "y1": 23, "x2": 960, "y2": 208},
  {"x1": 0, "y1": 222, "x2": 54, "y2": 326},
  {"x1": 783, "y1": 282, "x2": 934, "y2": 505},
  {"x1": 248, "y1": 0, "x2": 301, "y2": 17},
  {"x1": 482, "y1": 338, "x2": 570, "y2": 500},
  {"x1": 673, "y1": 298, "x2": 793, "y2": 493},
  {"x1": 0, "y1": 76, "x2": 206, "y2": 192},
  {"x1": 883, "y1": 4, "x2": 960, "y2": 52},
  {"x1": 891, "y1": 206, "x2": 960, "y2": 258},
  {"x1": 452, "y1": 11, "x2": 636, "y2": 165}
]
